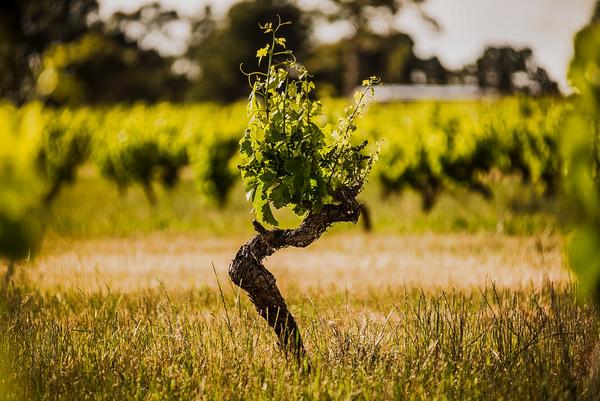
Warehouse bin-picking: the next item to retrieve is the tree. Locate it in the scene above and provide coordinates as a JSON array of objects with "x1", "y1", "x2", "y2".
[
  {"x1": 592, "y1": 0, "x2": 600, "y2": 22},
  {"x1": 36, "y1": 2, "x2": 188, "y2": 105},
  {"x1": 230, "y1": 20, "x2": 378, "y2": 360},
  {"x1": 474, "y1": 46, "x2": 559, "y2": 95},
  {"x1": 37, "y1": 33, "x2": 188, "y2": 105},
  {"x1": 306, "y1": 31, "x2": 451, "y2": 95},
  {"x1": 186, "y1": 0, "x2": 311, "y2": 102},
  {"x1": 0, "y1": 0, "x2": 99, "y2": 103},
  {"x1": 0, "y1": 0, "x2": 188, "y2": 105},
  {"x1": 315, "y1": 0, "x2": 432, "y2": 94}
]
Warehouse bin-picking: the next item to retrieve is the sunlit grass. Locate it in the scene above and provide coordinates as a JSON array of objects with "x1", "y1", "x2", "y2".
[
  {"x1": 0, "y1": 282, "x2": 597, "y2": 400},
  {"x1": 21, "y1": 232, "x2": 568, "y2": 294},
  {"x1": 44, "y1": 166, "x2": 559, "y2": 238},
  {"x1": 0, "y1": 160, "x2": 584, "y2": 400}
]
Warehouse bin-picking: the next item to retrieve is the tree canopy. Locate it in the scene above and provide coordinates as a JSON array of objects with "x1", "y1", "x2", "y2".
[
  {"x1": 0, "y1": 0, "x2": 561, "y2": 104},
  {"x1": 186, "y1": 0, "x2": 311, "y2": 102},
  {"x1": 475, "y1": 47, "x2": 559, "y2": 96},
  {"x1": 0, "y1": 0, "x2": 186, "y2": 104},
  {"x1": 0, "y1": 0, "x2": 99, "y2": 103}
]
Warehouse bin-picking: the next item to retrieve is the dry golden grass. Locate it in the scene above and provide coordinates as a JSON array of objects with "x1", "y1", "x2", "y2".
[
  {"x1": 3, "y1": 232, "x2": 595, "y2": 401},
  {"x1": 24, "y1": 232, "x2": 570, "y2": 293}
]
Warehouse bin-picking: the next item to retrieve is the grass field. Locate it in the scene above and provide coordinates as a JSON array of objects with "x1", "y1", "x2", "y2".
[
  {"x1": 1, "y1": 279, "x2": 597, "y2": 400},
  {"x1": 44, "y1": 165, "x2": 559, "y2": 238},
  {"x1": 25, "y1": 231, "x2": 566, "y2": 293},
  {"x1": 1, "y1": 169, "x2": 597, "y2": 400}
]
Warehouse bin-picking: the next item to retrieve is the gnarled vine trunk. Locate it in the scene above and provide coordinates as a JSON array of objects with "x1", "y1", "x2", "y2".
[{"x1": 229, "y1": 187, "x2": 362, "y2": 360}]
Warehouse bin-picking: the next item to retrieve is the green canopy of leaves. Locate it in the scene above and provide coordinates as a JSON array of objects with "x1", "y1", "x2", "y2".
[{"x1": 239, "y1": 20, "x2": 379, "y2": 226}]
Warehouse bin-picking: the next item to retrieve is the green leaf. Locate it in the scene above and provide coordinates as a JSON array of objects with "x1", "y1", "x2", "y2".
[
  {"x1": 251, "y1": 182, "x2": 278, "y2": 226},
  {"x1": 240, "y1": 132, "x2": 253, "y2": 157},
  {"x1": 270, "y1": 183, "x2": 289, "y2": 208},
  {"x1": 256, "y1": 46, "x2": 269, "y2": 65},
  {"x1": 283, "y1": 158, "x2": 303, "y2": 175},
  {"x1": 275, "y1": 37, "x2": 287, "y2": 48},
  {"x1": 259, "y1": 202, "x2": 278, "y2": 226},
  {"x1": 259, "y1": 169, "x2": 277, "y2": 189}
]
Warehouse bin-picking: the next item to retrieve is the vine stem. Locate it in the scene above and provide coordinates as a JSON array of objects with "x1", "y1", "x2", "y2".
[
  {"x1": 263, "y1": 16, "x2": 289, "y2": 119},
  {"x1": 327, "y1": 85, "x2": 371, "y2": 185},
  {"x1": 229, "y1": 185, "x2": 362, "y2": 362}
]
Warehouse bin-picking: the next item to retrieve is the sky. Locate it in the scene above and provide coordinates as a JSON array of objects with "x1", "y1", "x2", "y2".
[{"x1": 99, "y1": 0, "x2": 597, "y2": 91}]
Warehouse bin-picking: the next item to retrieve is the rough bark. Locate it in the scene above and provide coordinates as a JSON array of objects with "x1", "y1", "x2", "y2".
[{"x1": 229, "y1": 186, "x2": 362, "y2": 360}]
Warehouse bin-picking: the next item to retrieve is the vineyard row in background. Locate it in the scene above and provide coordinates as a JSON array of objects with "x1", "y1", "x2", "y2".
[{"x1": 0, "y1": 97, "x2": 570, "y2": 257}]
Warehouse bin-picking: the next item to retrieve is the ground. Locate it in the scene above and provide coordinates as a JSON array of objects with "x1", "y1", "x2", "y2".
[
  {"x1": 0, "y1": 172, "x2": 596, "y2": 400},
  {"x1": 29, "y1": 232, "x2": 566, "y2": 293}
]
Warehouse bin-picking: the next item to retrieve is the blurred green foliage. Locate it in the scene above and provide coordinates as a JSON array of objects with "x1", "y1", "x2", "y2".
[
  {"x1": 0, "y1": 0, "x2": 98, "y2": 103},
  {"x1": 0, "y1": 104, "x2": 46, "y2": 260},
  {"x1": 564, "y1": 22, "x2": 600, "y2": 300},
  {"x1": 372, "y1": 98, "x2": 567, "y2": 210},
  {"x1": 92, "y1": 105, "x2": 189, "y2": 204},
  {"x1": 0, "y1": 96, "x2": 574, "y2": 259},
  {"x1": 41, "y1": 97, "x2": 570, "y2": 219},
  {"x1": 0, "y1": 0, "x2": 561, "y2": 104},
  {"x1": 0, "y1": 93, "x2": 584, "y2": 260},
  {"x1": 186, "y1": 0, "x2": 311, "y2": 102},
  {"x1": 0, "y1": 0, "x2": 187, "y2": 105},
  {"x1": 37, "y1": 109, "x2": 92, "y2": 203}
]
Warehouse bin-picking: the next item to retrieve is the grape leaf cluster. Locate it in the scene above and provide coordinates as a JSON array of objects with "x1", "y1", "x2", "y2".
[{"x1": 239, "y1": 19, "x2": 379, "y2": 226}]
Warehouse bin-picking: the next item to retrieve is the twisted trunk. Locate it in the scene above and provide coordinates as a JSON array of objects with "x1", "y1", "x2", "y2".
[{"x1": 229, "y1": 187, "x2": 362, "y2": 360}]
